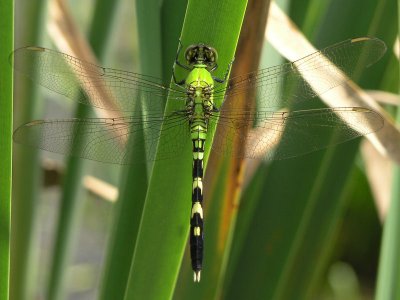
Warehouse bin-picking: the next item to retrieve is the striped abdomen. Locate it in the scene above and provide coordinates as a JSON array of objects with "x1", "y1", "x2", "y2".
[{"x1": 190, "y1": 121, "x2": 207, "y2": 282}]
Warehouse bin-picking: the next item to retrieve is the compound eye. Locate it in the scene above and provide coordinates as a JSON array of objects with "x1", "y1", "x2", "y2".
[
  {"x1": 185, "y1": 46, "x2": 199, "y2": 65},
  {"x1": 204, "y1": 46, "x2": 218, "y2": 68},
  {"x1": 184, "y1": 44, "x2": 218, "y2": 67}
]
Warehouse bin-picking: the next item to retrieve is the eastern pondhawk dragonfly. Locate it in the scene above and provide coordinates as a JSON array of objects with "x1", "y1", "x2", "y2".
[{"x1": 12, "y1": 37, "x2": 386, "y2": 282}]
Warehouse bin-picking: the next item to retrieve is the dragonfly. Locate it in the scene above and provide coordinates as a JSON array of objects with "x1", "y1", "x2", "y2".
[{"x1": 12, "y1": 37, "x2": 386, "y2": 282}]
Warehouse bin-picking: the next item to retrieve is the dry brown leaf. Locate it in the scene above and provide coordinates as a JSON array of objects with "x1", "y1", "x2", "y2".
[
  {"x1": 361, "y1": 140, "x2": 392, "y2": 221},
  {"x1": 83, "y1": 175, "x2": 119, "y2": 202},
  {"x1": 47, "y1": 0, "x2": 123, "y2": 121}
]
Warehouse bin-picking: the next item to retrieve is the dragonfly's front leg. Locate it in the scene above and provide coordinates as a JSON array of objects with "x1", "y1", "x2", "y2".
[
  {"x1": 173, "y1": 40, "x2": 191, "y2": 86},
  {"x1": 175, "y1": 40, "x2": 191, "y2": 71},
  {"x1": 213, "y1": 58, "x2": 235, "y2": 83}
]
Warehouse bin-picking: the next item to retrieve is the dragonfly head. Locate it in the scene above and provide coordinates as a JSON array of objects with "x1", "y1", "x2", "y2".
[{"x1": 184, "y1": 44, "x2": 218, "y2": 70}]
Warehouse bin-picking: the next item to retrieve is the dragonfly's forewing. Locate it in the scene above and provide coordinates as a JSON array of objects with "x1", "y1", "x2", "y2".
[
  {"x1": 214, "y1": 37, "x2": 386, "y2": 110},
  {"x1": 12, "y1": 46, "x2": 187, "y2": 113},
  {"x1": 210, "y1": 107, "x2": 384, "y2": 160}
]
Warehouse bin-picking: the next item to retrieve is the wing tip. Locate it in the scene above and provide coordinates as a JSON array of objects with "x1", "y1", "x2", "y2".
[
  {"x1": 350, "y1": 36, "x2": 387, "y2": 68},
  {"x1": 25, "y1": 120, "x2": 46, "y2": 126},
  {"x1": 13, "y1": 120, "x2": 45, "y2": 142},
  {"x1": 10, "y1": 46, "x2": 48, "y2": 71},
  {"x1": 25, "y1": 46, "x2": 46, "y2": 52},
  {"x1": 11, "y1": 46, "x2": 46, "y2": 58},
  {"x1": 351, "y1": 37, "x2": 371, "y2": 43}
]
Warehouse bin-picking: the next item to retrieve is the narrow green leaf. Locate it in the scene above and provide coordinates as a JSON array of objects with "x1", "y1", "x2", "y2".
[
  {"x1": 47, "y1": 145, "x2": 86, "y2": 300},
  {"x1": 11, "y1": 0, "x2": 46, "y2": 299},
  {"x1": 100, "y1": 1, "x2": 186, "y2": 298},
  {"x1": 124, "y1": 0, "x2": 247, "y2": 298},
  {"x1": 0, "y1": 0, "x2": 13, "y2": 298},
  {"x1": 47, "y1": 2, "x2": 120, "y2": 299},
  {"x1": 375, "y1": 1, "x2": 400, "y2": 298},
  {"x1": 376, "y1": 163, "x2": 400, "y2": 299},
  {"x1": 175, "y1": 1, "x2": 270, "y2": 299}
]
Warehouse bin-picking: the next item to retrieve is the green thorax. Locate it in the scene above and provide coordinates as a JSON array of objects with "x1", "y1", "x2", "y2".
[
  {"x1": 185, "y1": 64, "x2": 214, "y2": 89},
  {"x1": 185, "y1": 64, "x2": 214, "y2": 118},
  {"x1": 183, "y1": 44, "x2": 218, "y2": 119}
]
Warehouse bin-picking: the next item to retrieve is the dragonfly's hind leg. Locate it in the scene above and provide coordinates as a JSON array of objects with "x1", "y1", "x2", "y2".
[
  {"x1": 212, "y1": 103, "x2": 219, "y2": 112},
  {"x1": 213, "y1": 58, "x2": 235, "y2": 83}
]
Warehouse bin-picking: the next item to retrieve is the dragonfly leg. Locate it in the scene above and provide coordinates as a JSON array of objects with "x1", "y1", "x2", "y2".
[
  {"x1": 172, "y1": 69, "x2": 186, "y2": 86},
  {"x1": 172, "y1": 40, "x2": 192, "y2": 86},
  {"x1": 210, "y1": 63, "x2": 218, "y2": 72},
  {"x1": 213, "y1": 58, "x2": 235, "y2": 83},
  {"x1": 175, "y1": 40, "x2": 192, "y2": 71},
  {"x1": 212, "y1": 103, "x2": 219, "y2": 112}
]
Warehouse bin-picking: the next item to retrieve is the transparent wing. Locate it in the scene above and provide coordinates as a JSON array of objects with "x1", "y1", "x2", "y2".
[
  {"x1": 13, "y1": 112, "x2": 191, "y2": 164},
  {"x1": 210, "y1": 107, "x2": 384, "y2": 160},
  {"x1": 213, "y1": 37, "x2": 387, "y2": 109},
  {"x1": 11, "y1": 46, "x2": 187, "y2": 113}
]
